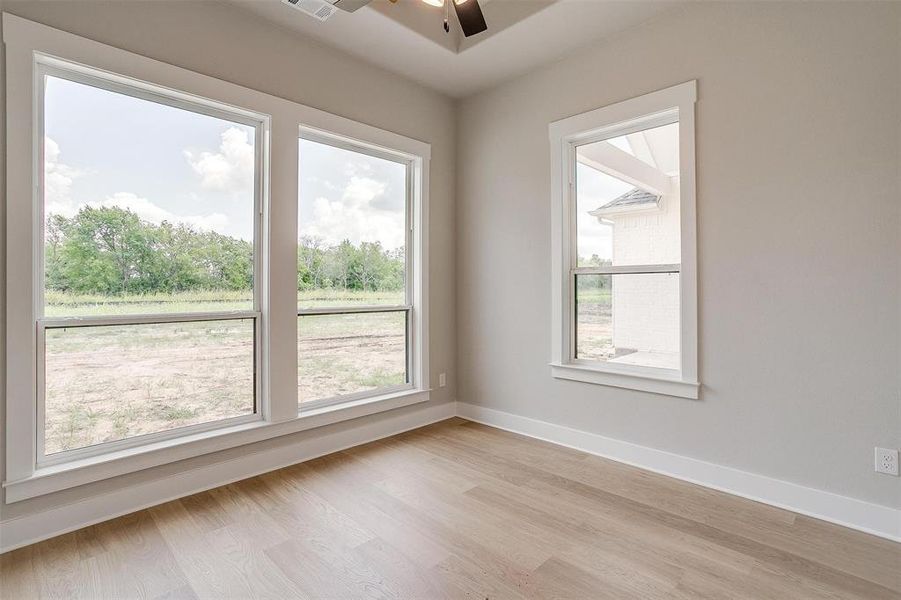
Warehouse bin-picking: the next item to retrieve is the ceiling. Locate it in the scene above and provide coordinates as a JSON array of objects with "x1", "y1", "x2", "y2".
[{"x1": 232, "y1": 0, "x2": 678, "y2": 98}]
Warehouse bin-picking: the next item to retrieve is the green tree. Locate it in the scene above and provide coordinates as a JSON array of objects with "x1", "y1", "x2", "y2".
[
  {"x1": 193, "y1": 230, "x2": 253, "y2": 291},
  {"x1": 357, "y1": 242, "x2": 386, "y2": 291},
  {"x1": 297, "y1": 237, "x2": 404, "y2": 294},
  {"x1": 298, "y1": 236, "x2": 327, "y2": 291},
  {"x1": 55, "y1": 206, "x2": 152, "y2": 294},
  {"x1": 46, "y1": 206, "x2": 254, "y2": 296},
  {"x1": 145, "y1": 222, "x2": 200, "y2": 292},
  {"x1": 45, "y1": 214, "x2": 68, "y2": 290},
  {"x1": 46, "y1": 206, "x2": 405, "y2": 298},
  {"x1": 327, "y1": 240, "x2": 357, "y2": 291}
]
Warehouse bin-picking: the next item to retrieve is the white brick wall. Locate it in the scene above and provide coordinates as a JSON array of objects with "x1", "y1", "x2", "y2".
[
  {"x1": 610, "y1": 188, "x2": 680, "y2": 355},
  {"x1": 612, "y1": 272, "x2": 679, "y2": 353}
]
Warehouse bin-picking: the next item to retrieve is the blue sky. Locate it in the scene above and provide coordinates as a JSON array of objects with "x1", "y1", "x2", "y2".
[
  {"x1": 576, "y1": 161, "x2": 632, "y2": 260},
  {"x1": 44, "y1": 75, "x2": 257, "y2": 241},
  {"x1": 576, "y1": 123, "x2": 679, "y2": 260},
  {"x1": 45, "y1": 75, "x2": 407, "y2": 251},
  {"x1": 298, "y1": 138, "x2": 406, "y2": 251}
]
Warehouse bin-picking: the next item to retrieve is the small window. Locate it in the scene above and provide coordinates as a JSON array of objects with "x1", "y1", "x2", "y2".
[
  {"x1": 38, "y1": 65, "x2": 264, "y2": 460},
  {"x1": 574, "y1": 122, "x2": 681, "y2": 370},
  {"x1": 297, "y1": 136, "x2": 413, "y2": 408},
  {"x1": 549, "y1": 82, "x2": 698, "y2": 398}
]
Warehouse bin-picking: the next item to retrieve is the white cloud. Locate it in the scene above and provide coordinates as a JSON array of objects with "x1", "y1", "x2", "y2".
[
  {"x1": 44, "y1": 136, "x2": 232, "y2": 236},
  {"x1": 344, "y1": 159, "x2": 374, "y2": 178},
  {"x1": 90, "y1": 192, "x2": 229, "y2": 232},
  {"x1": 44, "y1": 136, "x2": 83, "y2": 218},
  {"x1": 304, "y1": 175, "x2": 340, "y2": 192},
  {"x1": 184, "y1": 127, "x2": 254, "y2": 193},
  {"x1": 345, "y1": 175, "x2": 386, "y2": 207},
  {"x1": 577, "y1": 213, "x2": 612, "y2": 259},
  {"x1": 300, "y1": 175, "x2": 405, "y2": 250}
]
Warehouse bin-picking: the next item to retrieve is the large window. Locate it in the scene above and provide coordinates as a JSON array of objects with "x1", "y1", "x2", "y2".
[
  {"x1": 36, "y1": 65, "x2": 264, "y2": 461},
  {"x1": 3, "y1": 15, "x2": 431, "y2": 502},
  {"x1": 5, "y1": 18, "x2": 430, "y2": 503},
  {"x1": 549, "y1": 82, "x2": 698, "y2": 398},
  {"x1": 297, "y1": 136, "x2": 413, "y2": 407}
]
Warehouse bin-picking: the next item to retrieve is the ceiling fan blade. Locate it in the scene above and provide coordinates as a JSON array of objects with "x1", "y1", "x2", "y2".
[{"x1": 452, "y1": 0, "x2": 487, "y2": 37}]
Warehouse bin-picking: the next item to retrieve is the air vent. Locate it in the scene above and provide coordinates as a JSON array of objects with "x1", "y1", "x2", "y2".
[{"x1": 282, "y1": 0, "x2": 338, "y2": 21}]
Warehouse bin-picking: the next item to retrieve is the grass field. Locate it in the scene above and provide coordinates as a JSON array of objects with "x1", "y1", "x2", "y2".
[
  {"x1": 44, "y1": 289, "x2": 406, "y2": 455},
  {"x1": 45, "y1": 289, "x2": 254, "y2": 317}
]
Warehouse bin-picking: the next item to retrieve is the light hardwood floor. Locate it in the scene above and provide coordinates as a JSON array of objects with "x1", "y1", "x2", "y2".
[{"x1": 2, "y1": 418, "x2": 899, "y2": 599}]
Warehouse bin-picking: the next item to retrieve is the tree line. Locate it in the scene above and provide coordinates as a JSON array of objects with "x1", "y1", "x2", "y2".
[
  {"x1": 45, "y1": 206, "x2": 404, "y2": 296},
  {"x1": 298, "y1": 236, "x2": 404, "y2": 293},
  {"x1": 577, "y1": 254, "x2": 613, "y2": 291}
]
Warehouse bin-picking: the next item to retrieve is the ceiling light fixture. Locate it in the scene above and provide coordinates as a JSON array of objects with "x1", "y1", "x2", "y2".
[{"x1": 393, "y1": 0, "x2": 488, "y2": 37}]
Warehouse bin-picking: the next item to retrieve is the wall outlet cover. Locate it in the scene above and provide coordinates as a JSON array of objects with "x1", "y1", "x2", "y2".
[{"x1": 875, "y1": 447, "x2": 899, "y2": 476}]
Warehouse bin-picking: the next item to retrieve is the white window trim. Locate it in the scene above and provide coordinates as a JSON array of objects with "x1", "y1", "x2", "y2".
[
  {"x1": 3, "y1": 14, "x2": 431, "y2": 502},
  {"x1": 548, "y1": 81, "x2": 699, "y2": 399}
]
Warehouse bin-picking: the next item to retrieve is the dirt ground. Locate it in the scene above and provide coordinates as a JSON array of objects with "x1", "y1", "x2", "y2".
[
  {"x1": 44, "y1": 320, "x2": 255, "y2": 454},
  {"x1": 575, "y1": 304, "x2": 614, "y2": 361},
  {"x1": 44, "y1": 314, "x2": 406, "y2": 455},
  {"x1": 298, "y1": 331, "x2": 406, "y2": 403}
]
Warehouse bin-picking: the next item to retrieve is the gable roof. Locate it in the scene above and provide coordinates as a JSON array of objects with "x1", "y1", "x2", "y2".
[{"x1": 589, "y1": 187, "x2": 661, "y2": 217}]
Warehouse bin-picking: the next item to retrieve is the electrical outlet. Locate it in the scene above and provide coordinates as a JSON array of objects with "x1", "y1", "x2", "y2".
[
  {"x1": 438, "y1": 372, "x2": 446, "y2": 388},
  {"x1": 875, "y1": 448, "x2": 899, "y2": 476}
]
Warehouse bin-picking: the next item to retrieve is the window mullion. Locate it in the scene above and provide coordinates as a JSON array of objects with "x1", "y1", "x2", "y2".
[
  {"x1": 39, "y1": 310, "x2": 261, "y2": 329},
  {"x1": 297, "y1": 305, "x2": 411, "y2": 316},
  {"x1": 571, "y1": 264, "x2": 681, "y2": 276},
  {"x1": 265, "y1": 118, "x2": 300, "y2": 424}
]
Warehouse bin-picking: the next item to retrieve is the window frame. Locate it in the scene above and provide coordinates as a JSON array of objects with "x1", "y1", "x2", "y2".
[
  {"x1": 548, "y1": 82, "x2": 699, "y2": 399},
  {"x1": 296, "y1": 127, "x2": 425, "y2": 412},
  {"x1": 34, "y1": 58, "x2": 267, "y2": 466},
  {"x1": 3, "y1": 14, "x2": 431, "y2": 502}
]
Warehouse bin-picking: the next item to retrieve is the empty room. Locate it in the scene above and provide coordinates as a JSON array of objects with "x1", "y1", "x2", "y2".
[{"x1": 1, "y1": 0, "x2": 899, "y2": 598}]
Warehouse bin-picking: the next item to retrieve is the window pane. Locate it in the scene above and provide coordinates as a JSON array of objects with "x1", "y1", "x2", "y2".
[
  {"x1": 575, "y1": 273, "x2": 680, "y2": 370},
  {"x1": 298, "y1": 311, "x2": 407, "y2": 403},
  {"x1": 43, "y1": 75, "x2": 256, "y2": 317},
  {"x1": 575, "y1": 122, "x2": 680, "y2": 267},
  {"x1": 298, "y1": 138, "x2": 407, "y2": 309},
  {"x1": 44, "y1": 319, "x2": 255, "y2": 455}
]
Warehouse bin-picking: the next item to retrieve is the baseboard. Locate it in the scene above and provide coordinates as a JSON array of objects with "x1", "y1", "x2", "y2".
[
  {"x1": 4, "y1": 400, "x2": 896, "y2": 553},
  {"x1": 456, "y1": 402, "x2": 901, "y2": 542},
  {"x1": 0, "y1": 401, "x2": 456, "y2": 553}
]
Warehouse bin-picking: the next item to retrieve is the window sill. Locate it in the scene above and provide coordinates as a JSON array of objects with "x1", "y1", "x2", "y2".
[
  {"x1": 550, "y1": 362, "x2": 699, "y2": 399},
  {"x1": 2, "y1": 388, "x2": 430, "y2": 503}
]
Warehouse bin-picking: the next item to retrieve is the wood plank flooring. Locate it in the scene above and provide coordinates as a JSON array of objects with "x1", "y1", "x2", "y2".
[{"x1": 2, "y1": 418, "x2": 899, "y2": 599}]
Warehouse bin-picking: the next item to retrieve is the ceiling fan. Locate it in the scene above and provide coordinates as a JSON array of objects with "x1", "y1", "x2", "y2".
[
  {"x1": 282, "y1": 0, "x2": 487, "y2": 38},
  {"x1": 389, "y1": 0, "x2": 487, "y2": 37}
]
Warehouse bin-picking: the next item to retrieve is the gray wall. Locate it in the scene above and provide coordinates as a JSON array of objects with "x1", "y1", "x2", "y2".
[
  {"x1": 0, "y1": 0, "x2": 456, "y2": 520},
  {"x1": 1, "y1": 0, "x2": 898, "y2": 525},
  {"x1": 456, "y1": 2, "x2": 901, "y2": 508}
]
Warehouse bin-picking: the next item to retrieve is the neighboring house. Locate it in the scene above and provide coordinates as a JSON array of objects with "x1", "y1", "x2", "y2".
[{"x1": 584, "y1": 143, "x2": 681, "y2": 370}]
